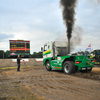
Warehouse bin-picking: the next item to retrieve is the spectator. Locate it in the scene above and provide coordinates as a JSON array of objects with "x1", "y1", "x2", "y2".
[{"x1": 17, "y1": 55, "x2": 21, "y2": 71}]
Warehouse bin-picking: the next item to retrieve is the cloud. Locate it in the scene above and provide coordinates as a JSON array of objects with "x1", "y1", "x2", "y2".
[
  {"x1": 74, "y1": 33, "x2": 100, "y2": 52},
  {"x1": 0, "y1": 33, "x2": 14, "y2": 41},
  {"x1": 0, "y1": 33, "x2": 14, "y2": 51},
  {"x1": 0, "y1": 0, "x2": 100, "y2": 53},
  {"x1": 8, "y1": 29, "x2": 58, "y2": 53}
]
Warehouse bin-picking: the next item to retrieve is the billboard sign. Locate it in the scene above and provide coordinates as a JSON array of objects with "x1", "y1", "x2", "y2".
[{"x1": 10, "y1": 40, "x2": 30, "y2": 56}]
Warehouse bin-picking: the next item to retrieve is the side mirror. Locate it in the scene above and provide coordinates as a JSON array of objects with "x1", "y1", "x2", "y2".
[{"x1": 41, "y1": 47, "x2": 44, "y2": 52}]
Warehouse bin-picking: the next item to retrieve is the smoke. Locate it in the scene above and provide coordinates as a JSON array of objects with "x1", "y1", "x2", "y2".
[
  {"x1": 60, "y1": 0, "x2": 77, "y2": 40},
  {"x1": 55, "y1": 26, "x2": 82, "y2": 52},
  {"x1": 70, "y1": 26, "x2": 82, "y2": 52},
  {"x1": 97, "y1": 0, "x2": 100, "y2": 3},
  {"x1": 87, "y1": 0, "x2": 100, "y2": 4},
  {"x1": 59, "y1": 0, "x2": 99, "y2": 53}
]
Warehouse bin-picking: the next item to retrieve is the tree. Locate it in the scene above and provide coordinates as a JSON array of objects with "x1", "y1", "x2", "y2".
[
  {"x1": 31, "y1": 52, "x2": 43, "y2": 58},
  {"x1": 5, "y1": 50, "x2": 10, "y2": 58},
  {"x1": 0, "y1": 50, "x2": 4, "y2": 59},
  {"x1": 0, "y1": 50, "x2": 10, "y2": 59}
]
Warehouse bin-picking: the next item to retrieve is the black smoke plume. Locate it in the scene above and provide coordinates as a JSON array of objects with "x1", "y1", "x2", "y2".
[
  {"x1": 55, "y1": 26, "x2": 82, "y2": 52},
  {"x1": 60, "y1": 0, "x2": 77, "y2": 40}
]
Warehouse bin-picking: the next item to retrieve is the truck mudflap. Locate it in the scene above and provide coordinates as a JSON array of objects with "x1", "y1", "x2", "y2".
[{"x1": 75, "y1": 59, "x2": 95, "y2": 70}]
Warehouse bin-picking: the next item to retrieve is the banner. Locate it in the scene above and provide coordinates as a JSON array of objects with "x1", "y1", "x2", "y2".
[{"x1": 12, "y1": 59, "x2": 29, "y2": 62}]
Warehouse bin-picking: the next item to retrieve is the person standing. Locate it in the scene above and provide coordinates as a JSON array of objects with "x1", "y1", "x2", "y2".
[{"x1": 17, "y1": 55, "x2": 21, "y2": 71}]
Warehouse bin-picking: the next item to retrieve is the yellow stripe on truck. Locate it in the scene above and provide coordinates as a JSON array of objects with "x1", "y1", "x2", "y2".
[{"x1": 43, "y1": 50, "x2": 51, "y2": 55}]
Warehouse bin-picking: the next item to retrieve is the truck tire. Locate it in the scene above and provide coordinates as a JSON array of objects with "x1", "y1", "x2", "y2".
[
  {"x1": 45, "y1": 61, "x2": 51, "y2": 71},
  {"x1": 63, "y1": 61, "x2": 76, "y2": 74}
]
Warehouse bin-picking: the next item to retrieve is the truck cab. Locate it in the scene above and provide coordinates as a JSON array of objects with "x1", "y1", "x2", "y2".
[
  {"x1": 42, "y1": 41, "x2": 68, "y2": 58},
  {"x1": 41, "y1": 41, "x2": 95, "y2": 74}
]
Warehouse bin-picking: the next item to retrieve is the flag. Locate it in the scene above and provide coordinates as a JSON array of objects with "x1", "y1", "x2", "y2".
[{"x1": 85, "y1": 44, "x2": 91, "y2": 51}]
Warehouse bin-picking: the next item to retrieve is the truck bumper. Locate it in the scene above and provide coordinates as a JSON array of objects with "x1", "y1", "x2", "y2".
[
  {"x1": 80, "y1": 66, "x2": 93, "y2": 71},
  {"x1": 77, "y1": 64, "x2": 94, "y2": 70},
  {"x1": 75, "y1": 60, "x2": 94, "y2": 70}
]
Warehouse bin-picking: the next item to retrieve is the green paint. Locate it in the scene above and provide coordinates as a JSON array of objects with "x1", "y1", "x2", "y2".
[
  {"x1": 27, "y1": 50, "x2": 30, "y2": 52},
  {"x1": 43, "y1": 55, "x2": 95, "y2": 71}
]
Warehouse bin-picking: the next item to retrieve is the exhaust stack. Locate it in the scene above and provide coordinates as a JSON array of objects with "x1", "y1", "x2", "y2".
[{"x1": 68, "y1": 39, "x2": 70, "y2": 54}]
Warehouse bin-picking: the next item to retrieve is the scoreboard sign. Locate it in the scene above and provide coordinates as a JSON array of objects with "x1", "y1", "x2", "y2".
[{"x1": 10, "y1": 40, "x2": 30, "y2": 56}]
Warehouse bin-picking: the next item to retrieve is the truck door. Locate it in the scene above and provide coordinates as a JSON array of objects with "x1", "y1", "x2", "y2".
[
  {"x1": 43, "y1": 44, "x2": 47, "y2": 59},
  {"x1": 43, "y1": 43, "x2": 52, "y2": 59},
  {"x1": 51, "y1": 57, "x2": 62, "y2": 69},
  {"x1": 51, "y1": 57, "x2": 58, "y2": 67}
]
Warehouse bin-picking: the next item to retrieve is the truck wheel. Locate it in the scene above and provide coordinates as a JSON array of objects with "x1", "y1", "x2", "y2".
[
  {"x1": 63, "y1": 61, "x2": 76, "y2": 74},
  {"x1": 45, "y1": 61, "x2": 51, "y2": 71}
]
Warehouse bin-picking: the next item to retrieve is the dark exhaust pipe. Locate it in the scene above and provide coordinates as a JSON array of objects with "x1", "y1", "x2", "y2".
[{"x1": 68, "y1": 39, "x2": 70, "y2": 54}]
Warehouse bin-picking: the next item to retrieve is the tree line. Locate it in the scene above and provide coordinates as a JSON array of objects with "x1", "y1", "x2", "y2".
[
  {"x1": 0, "y1": 50, "x2": 43, "y2": 59},
  {"x1": 0, "y1": 50, "x2": 90, "y2": 59}
]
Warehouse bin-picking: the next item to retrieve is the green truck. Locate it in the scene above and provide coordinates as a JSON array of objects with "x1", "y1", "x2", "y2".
[
  {"x1": 41, "y1": 41, "x2": 95, "y2": 74},
  {"x1": 91, "y1": 49, "x2": 100, "y2": 64}
]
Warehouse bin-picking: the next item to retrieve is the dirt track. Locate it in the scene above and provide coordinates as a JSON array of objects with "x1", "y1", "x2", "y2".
[{"x1": 0, "y1": 66, "x2": 100, "y2": 100}]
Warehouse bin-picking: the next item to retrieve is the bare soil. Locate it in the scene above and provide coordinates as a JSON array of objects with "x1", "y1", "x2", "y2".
[{"x1": 0, "y1": 66, "x2": 100, "y2": 100}]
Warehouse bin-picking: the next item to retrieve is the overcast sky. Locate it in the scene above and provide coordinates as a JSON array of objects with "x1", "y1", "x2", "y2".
[{"x1": 0, "y1": 0, "x2": 100, "y2": 54}]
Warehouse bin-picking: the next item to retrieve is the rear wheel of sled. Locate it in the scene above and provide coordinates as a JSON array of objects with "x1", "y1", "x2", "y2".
[
  {"x1": 45, "y1": 61, "x2": 51, "y2": 71},
  {"x1": 63, "y1": 61, "x2": 76, "y2": 74}
]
